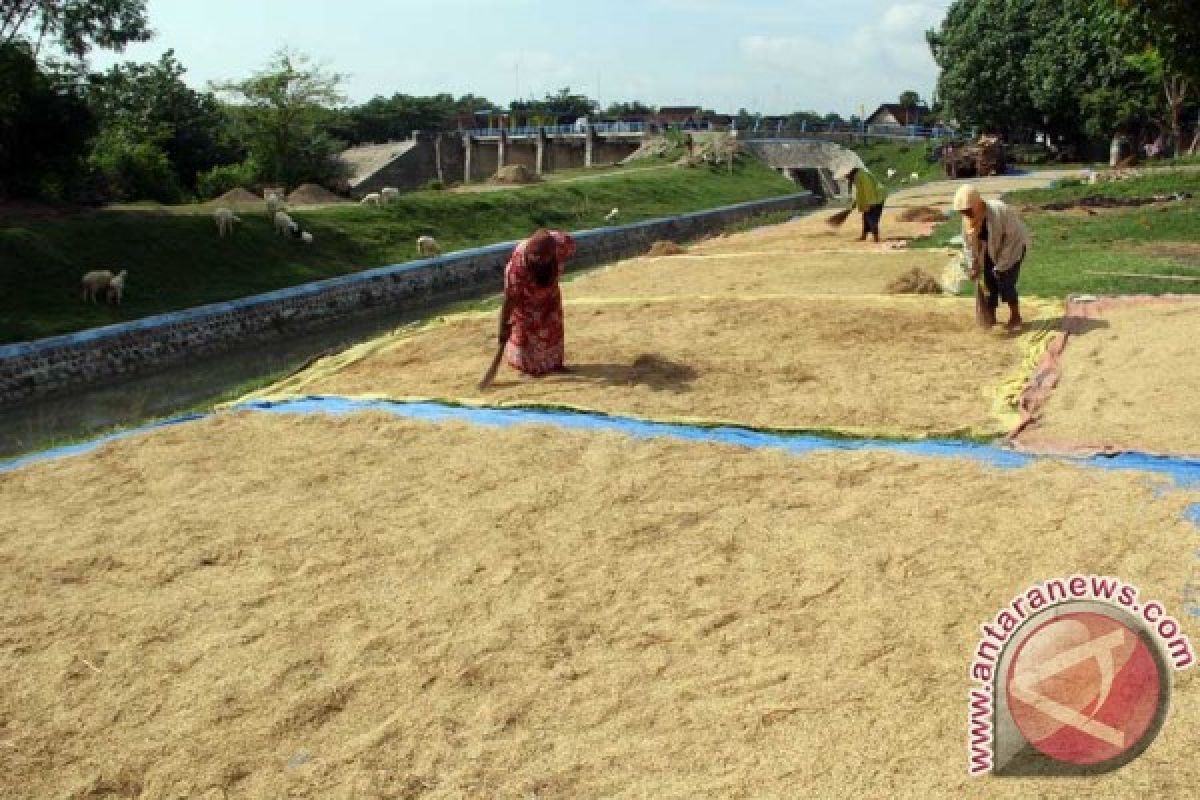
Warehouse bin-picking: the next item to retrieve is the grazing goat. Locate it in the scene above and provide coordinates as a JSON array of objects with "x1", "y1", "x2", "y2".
[
  {"x1": 274, "y1": 210, "x2": 298, "y2": 237},
  {"x1": 604, "y1": 207, "x2": 619, "y2": 222},
  {"x1": 301, "y1": 231, "x2": 313, "y2": 244},
  {"x1": 213, "y1": 207, "x2": 241, "y2": 238},
  {"x1": 416, "y1": 235, "x2": 441, "y2": 257},
  {"x1": 380, "y1": 187, "x2": 400, "y2": 205},
  {"x1": 81, "y1": 270, "x2": 126, "y2": 304},
  {"x1": 360, "y1": 192, "x2": 382, "y2": 207},
  {"x1": 106, "y1": 270, "x2": 128, "y2": 305},
  {"x1": 265, "y1": 189, "x2": 284, "y2": 218},
  {"x1": 886, "y1": 168, "x2": 897, "y2": 179},
  {"x1": 910, "y1": 171, "x2": 920, "y2": 181}
]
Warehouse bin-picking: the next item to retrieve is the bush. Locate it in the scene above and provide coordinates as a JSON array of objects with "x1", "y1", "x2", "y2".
[
  {"x1": 196, "y1": 159, "x2": 260, "y2": 200},
  {"x1": 87, "y1": 131, "x2": 183, "y2": 203}
]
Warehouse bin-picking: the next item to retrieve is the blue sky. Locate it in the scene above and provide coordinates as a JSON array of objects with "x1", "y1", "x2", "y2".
[{"x1": 89, "y1": 0, "x2": 953, "y2": 116}]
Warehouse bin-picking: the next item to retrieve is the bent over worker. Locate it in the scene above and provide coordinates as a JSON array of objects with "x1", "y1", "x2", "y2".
[
  {"x1": 840, "y1": 165, "x2": 887, "y2": 242},
  {"x1": 953, "y1": 184, "x2": 1031, "y2": 332},
  {"x1": 495, "y1": 228, "x2": 577, "y2": 376}
]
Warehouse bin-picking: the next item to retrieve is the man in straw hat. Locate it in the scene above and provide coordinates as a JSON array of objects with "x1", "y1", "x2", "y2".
[
  {"x1": 953, "y1": 184, "x2": 1030, "y2": 331},
  {"x1": 838, "y1": 164, "x2": 888, "y2": 242}
]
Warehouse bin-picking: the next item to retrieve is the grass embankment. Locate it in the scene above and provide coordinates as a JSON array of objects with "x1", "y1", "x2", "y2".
[
  {"x1": 851, "y1": 140, "x2": 942, "y2": 189},
  {"x1": 0, "y1": 158, "x2": 795, "y2": 345},
  {"x1": 914, "y1": 169, "x2": 1200, "y2": 297}
]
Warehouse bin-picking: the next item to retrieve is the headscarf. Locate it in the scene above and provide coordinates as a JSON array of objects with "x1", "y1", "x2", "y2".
[
  {"x1": 525, "y1": 228, "x2": 558, "y2": 288},
  {"x1": 953, "y1": 184, "x2": 986, "y2": 237}
]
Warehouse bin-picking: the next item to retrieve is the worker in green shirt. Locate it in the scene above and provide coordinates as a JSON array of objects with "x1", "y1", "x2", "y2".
[{"x1": 840, "y1": 165, "x2": 887, "y2": 242}]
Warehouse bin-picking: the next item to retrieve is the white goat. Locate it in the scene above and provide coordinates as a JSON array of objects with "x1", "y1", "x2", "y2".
[
  {"x1": 81, "y1": 270, "x2": 126, "y2": 304},
  {"x1": 604, "y1": 207, "x2": 619, "y2": 222},
  {"x1": 213, "y1": 207, "x2": 241, "y2": 238},
  {"x1": 274, "y1": 210, "x2": 298, "y2": 237},
  {"x1": 301, "y1": 231, "x2": 313, "y2": 244},
  {"x1": 380, "y1": 187, "x2": 400, "y2": 205},
  {"x1": 265, "y1": 190, "x2": 284, "y2": 218},
  {"x1": 910, "y1": 171, "x2": 920, "y2": 181},
  {"x1": 886, "y1": 168, "x2": 897, "y2": 179},
  {"x1": 360, "y1": 192, "x2": 382, "y2": 207},
  {"x1": 416, "y1": 235, "x2": 441, "y2": 257},
  {"x1": 106, "y1": 270, "x2": 128, "y2": 305}
]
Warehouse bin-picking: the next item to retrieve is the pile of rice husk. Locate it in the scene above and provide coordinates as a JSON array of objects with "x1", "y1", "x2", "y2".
[
  {"x1": 898, "y1": 206, "x2": 947, "y2": 223},
  {"x1": 262, "y1": 294, "x2": 1044, "y2": 439},
  {"x1": 2, "y1": 411, "x2": 1197, "y2": 798},
  {"x1": 647, "y1": 240, "x2": 687, "y2": 257},
  {"x1": 885, "y1": 267, "x2": 944, "y2": 295},
  {"x1": 211, "y1": 188, "x2": 263, "y2": 207},
  {"x1": 286, "y1": 183, "x2": 347, "y2": 205},
  {"x1": 491, "y1": 164, "x2": 540, "y2": 184}
]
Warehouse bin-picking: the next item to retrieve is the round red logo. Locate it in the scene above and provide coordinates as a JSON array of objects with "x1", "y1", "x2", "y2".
[{"x1": 1005, "y1": 611, "x2": 1164, "y2": 765}]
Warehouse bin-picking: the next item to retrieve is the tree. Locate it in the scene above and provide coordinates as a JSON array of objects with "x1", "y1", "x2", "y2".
[
  {"x1": 898, "y1": 90, "x2": 921, "y2": 109},
  {"x1": 510, "y1": 86, "x2": 596, "y2": 122},
  {"x1": 213, "y1": 49, "x2": 347, "y2": 188},
  {"x1": 1, "y1": 0, "x2": 150, "y2": 58},
  {"x1": 604, "y1": 100, "x2": 655, "y2": 118},
  {"x1": 1105, "y1": 0, "x2": 1200, "y2": 151},
  {"x1": 87, "y1": 49, "x2": 237, "y2": 192},
  {"x1": 0, "y1": 40, "x2": 93, "y2": 198}
]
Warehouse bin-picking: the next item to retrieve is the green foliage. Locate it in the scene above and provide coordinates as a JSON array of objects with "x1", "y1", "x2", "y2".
[
  {"x1": 331, "y1": 92, "x2": 493, "y2": 145},
  {"x1": 211, "y1": 49, "x2": 348, "y2": 189},
  {"x1": 0, "y1": 0, "x2": 150, "y2": 58},
  {"x1": 86, "y1": 50, "x2": 238, "y2": 192},
  {"x1": 86, "y1": 127, "x2": 182, "y2": 203},
  {"x1": 510, "y1": 86, "x2": 596, "y2": 121},
  {"x1": 0, "y1": 42, "x2": 94, "y2": 199},
  {"x1": 196, "y1": 159, "x2": 259, "y2": 200},
  {"x1": 898, "y1": 90, "x2": 921, "y2": 109},
  {"x1": 604, "y1": 100, "x2": 655, "y2": 117}
]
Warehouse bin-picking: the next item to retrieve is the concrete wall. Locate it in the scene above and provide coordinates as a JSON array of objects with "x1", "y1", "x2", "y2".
[
  {"x1": 742, "y1": 139, "x2": 862, "y2": 178},
  {"x1": 352, "y1": 132, "x2": 641, "y2": 193},
  {"x1": 0, "y1": 193, "x2": 821, "y2": 408}
]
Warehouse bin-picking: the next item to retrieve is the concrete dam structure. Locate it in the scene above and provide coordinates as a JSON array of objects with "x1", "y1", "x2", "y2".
[
  {"x1": 343, "y1": 129, "x2": 643, "y2": 197},
  {"x1": 740, "y1": 138, "x2": 864, "y2": 198}
]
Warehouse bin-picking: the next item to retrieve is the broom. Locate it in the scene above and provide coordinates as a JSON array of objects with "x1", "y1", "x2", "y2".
[
  {"x1": 826, "y1": 207, "x2": 853, "y2": 227},
  {"x1": 478, "y1": 332, "x2": 509, "y2": 390}
]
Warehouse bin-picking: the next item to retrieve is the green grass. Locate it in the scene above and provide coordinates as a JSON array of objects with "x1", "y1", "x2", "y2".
[
  {"x1": 912, "y1": 169, "x2": 1200, "y2": 298},
  {"x1": 0, "y1": 158, "x2": 795, "y2": 345},
  {"x1": 849, "y1": 140, "x2": 942, "y2": 190}
]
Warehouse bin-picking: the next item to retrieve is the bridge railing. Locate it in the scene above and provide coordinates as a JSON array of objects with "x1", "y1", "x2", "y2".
[{"x1": 460, "y1": 121, "x2": 650, "y2": 137}]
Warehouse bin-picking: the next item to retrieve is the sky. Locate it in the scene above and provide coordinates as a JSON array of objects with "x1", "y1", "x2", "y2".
[{"x1": 89, "y1": 0, "x2": 955, "y2": 117}]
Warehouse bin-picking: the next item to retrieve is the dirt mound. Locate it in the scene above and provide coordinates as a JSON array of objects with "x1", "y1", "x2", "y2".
[
  {"x1": 647, "y1": 240, "x2": 688, "y2": 257},
  {"x1": 898, "y1": 206, "x2": 946, "y2": 223},
  {"x1": 287, "y1": 183, "x2": 347, "y2": 205},
  {"x1": 492, "y1": 165, "x2": 541, "y2": 185},
  {"x1": 212, "y1": 188, "x2": 262, "y2": 206},
  {"x1": 885, "y1": 268, "x2": 944, "y2": 295}
]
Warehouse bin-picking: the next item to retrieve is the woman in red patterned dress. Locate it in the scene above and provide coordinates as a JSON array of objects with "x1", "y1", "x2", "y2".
[{"x1": 496, "y1": 228, "x2": 577, "y2": 376}]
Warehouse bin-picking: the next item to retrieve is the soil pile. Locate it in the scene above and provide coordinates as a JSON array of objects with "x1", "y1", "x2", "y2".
[
  {"x1": 287, "y1": 184, "x2": 347, "y2": 205},
  {"x1": 492, "y1": 165, "x2": 541, "y2": 184},
  {"x1": 647, "y1": 240, "x2": 687, "y2": 257}
]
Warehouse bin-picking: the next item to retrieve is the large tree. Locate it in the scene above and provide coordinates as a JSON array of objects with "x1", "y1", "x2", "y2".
[
  {"x1": 1105, "y1": 0, "x2": 1200, "y2": 151},
  {"x1": 213, "y1": 49, "x2": 346, "y2": 188},
  {"x1": 1, "y1": 0, "x2": 150, "y2": 58},
  {"x1": 926, "y1": 0, "x2": 1039, "y2": 138},
  {"x1": 0, "y1": 40, "x2": 93, "y2": 197},
  {"x1": 87, "y1": 49, "x2": 236, "y2": 192}
]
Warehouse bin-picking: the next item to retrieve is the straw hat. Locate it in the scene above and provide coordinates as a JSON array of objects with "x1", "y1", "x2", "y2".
[{"x1": 953, "y1": 184, "x2": 982, "y2": 212}]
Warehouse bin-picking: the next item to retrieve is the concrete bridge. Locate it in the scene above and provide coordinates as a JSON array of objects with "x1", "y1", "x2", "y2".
[{"x1": 342, "y1": 129, "x2": 871, "y2": 199}]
